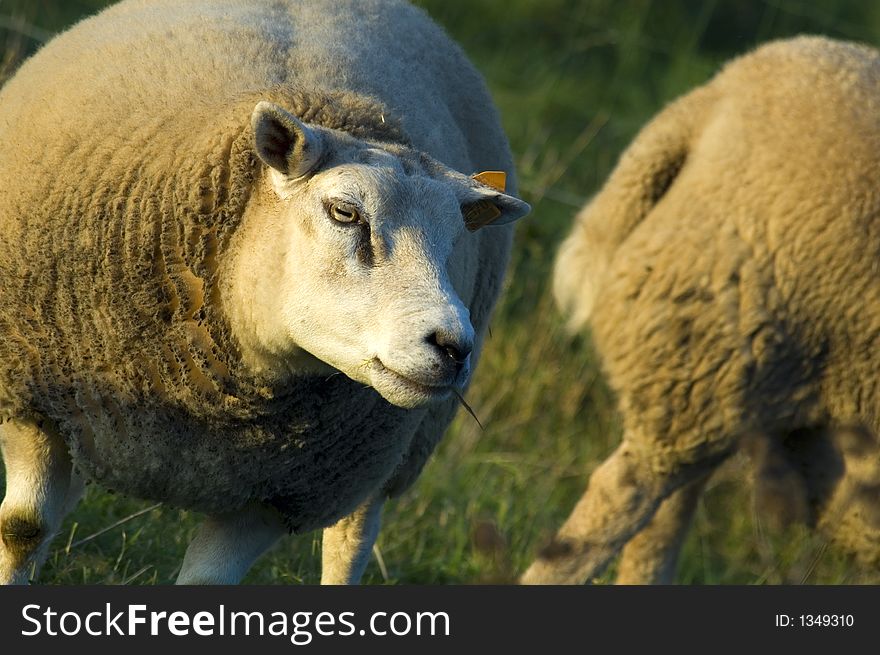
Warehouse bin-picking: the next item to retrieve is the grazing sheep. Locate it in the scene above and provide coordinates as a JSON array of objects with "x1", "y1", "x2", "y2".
[
  {"x1": 0, "y1": 0, "x2": 530, "y2": 585},
  {"x1": 523, "y1": 35, "x2": 880, "y2": 585}
]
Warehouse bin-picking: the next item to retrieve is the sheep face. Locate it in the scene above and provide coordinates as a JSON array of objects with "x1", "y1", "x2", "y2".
[{"x1": 246, "y1": 102, "x2": 529, "y2": 408}]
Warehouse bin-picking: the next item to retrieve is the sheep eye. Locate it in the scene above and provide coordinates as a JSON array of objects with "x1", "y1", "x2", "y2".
[{"x1": 328, "y1": 201, "x2": 361, "y2": 225}]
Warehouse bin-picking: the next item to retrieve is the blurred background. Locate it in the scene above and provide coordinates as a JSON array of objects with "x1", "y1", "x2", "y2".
[{"x1": 2, "y1": 0, "x2": 880, "y2": 584}]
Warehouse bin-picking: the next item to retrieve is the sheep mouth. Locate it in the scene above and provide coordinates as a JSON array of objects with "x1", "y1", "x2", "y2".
[{"x1": 368, "y1": 358, "x2": 452, "y2": 407}]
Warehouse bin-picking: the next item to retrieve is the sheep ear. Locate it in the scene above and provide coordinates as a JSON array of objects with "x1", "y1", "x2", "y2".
[
  {"x1": 251, "y1": 101, "x2": 325, "y2": 178},
  {"x1": 460, "y1": 171, "x2": 530, "y2": 231}
]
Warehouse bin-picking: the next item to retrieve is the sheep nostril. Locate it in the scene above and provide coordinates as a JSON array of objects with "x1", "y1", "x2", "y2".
[
  {"x1": 444, "y1": 344, "x2": 464, "y2": 363},
  {"x1": 427, "y1": 331, "x2": 472, "y2": 365}
]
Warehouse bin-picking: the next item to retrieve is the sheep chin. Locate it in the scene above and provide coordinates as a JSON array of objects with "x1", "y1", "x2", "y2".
[{"x1": 366, "y1": 358, "x2": 453, "y2": 409}]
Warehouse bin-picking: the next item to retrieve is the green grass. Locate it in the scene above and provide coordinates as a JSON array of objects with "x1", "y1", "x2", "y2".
[{"x1": 3, "y1": 0, "x2": 880, "y2": 584}]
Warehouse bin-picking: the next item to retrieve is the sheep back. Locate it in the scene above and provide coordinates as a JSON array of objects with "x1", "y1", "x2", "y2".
[{"x1": 562, "y1": 35, "x2": 880, "y2": 461}]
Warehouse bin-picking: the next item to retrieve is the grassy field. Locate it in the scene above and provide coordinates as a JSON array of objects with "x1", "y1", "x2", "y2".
[{"x1": 2, "y1": 0, "x2": 880, "y2": 584}]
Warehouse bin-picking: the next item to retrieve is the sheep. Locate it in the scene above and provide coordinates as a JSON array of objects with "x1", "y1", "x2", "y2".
[
  {"x1": 522, "y1": 35, "x2": 880, "y2": 585},
  {"x1": 0, "y1": 0, "x2": 530, "y2": 585}
]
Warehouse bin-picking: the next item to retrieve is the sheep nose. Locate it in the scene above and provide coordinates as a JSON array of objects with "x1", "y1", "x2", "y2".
[{"x1": 426, "y1": 330, "x2": 473, "y2": 368}]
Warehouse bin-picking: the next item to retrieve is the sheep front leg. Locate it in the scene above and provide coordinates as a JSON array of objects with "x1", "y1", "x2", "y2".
[
  {"x1": 321, "y1": 496, "x2": 383, "y2": 585},
  {"x1": 615, "y1": 476, "x2": 708, "y2": 584},
  {"x1": 176, "y1": 503, "x2": 287, "y2": 585},
  {"x1": 520, "y1": 442, "x2": 664, "y2": 585},
  {"x1": 521, "y1": 440, "x2": 719, "y2": 585},
  {"x1": 1, "y1": 417, "x2": 83, "y2": 585}
]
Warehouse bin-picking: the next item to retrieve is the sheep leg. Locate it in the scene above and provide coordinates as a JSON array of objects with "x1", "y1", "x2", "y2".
[
  {"x1": 615, "y1": 476, "x2": 708, "y2": 584},
  {"x1": 0, "y1": 416, "x2": 83, "y2": 585},
  {"x1": 176, "y1": 503, "x2": 287, "y2": 584},
  {"x1": 321, "y1": 496, "x2": 383, "y2": 584},
  {"x1": 521, "y1": 441, "x2": 718, "y2": 584}
]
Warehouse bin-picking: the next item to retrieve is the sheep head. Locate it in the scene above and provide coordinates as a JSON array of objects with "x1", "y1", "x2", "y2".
[{"x1": 237, "y1": 101, "x2": 530, "y2": 408}]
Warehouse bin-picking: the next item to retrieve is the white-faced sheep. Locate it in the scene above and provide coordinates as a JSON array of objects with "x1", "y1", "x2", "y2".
[
  {"x1": 0, "y1": 0, "x2": 530, "y2": 585},
  {"x1": 523, "y1": 35, "x2": 880, "y2": 584}
]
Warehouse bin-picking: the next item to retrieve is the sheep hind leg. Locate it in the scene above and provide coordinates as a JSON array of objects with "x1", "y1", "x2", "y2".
[
  {"x1": 520, "y1": 440, "x2": 726, "y2": 585},
  {"x1": 321, "y1": 495, "x2": 383, "y2": 585},
  {"x1": 0, "y1": 416, "x2": 83, "y2": 585},
  {"x1": 176, "y1": 503, "x2": 287, "y2": 585},
  {"x1": 615, "y1": 475, "x2": 709, "y2": 584}
]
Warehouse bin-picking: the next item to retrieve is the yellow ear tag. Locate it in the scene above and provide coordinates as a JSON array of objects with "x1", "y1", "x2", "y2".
[
  {"x1": 463, "y1": 200, "x2": 502, "y2": 232},
  {"x1": 472, "y1": 170, "x2": 507, "y2": 192},
  {"x1": 464, "y1": 171, "x2": 507, "y2": 231}
]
